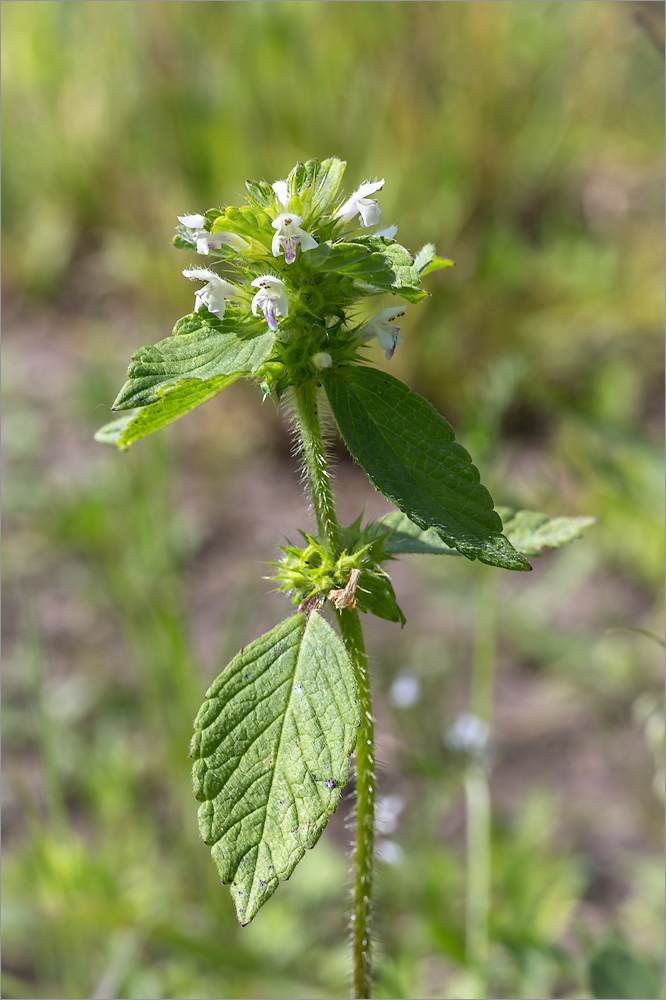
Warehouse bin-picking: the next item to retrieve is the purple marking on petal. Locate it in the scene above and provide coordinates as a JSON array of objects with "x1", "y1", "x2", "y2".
[
  {"x1": 262, "y1": 301, "x2": 278, "y2": 331},
  {"x1": 282, "y1": 236, "x2": 298, "y2": 264}
]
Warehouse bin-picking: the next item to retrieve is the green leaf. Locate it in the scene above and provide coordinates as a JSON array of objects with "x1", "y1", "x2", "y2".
[
  {"x1": 96, "y1": 374, "x2": 239, "y2": 449},
  {"x1": 299, "y1": 242, "x2": 378, "y2": 275},
  {"x1": 291, "y1": 157, "x2": 347, "y2": 221},
  {"x1": 589, "y1": 943, "x2": 663, "y2": 1000},
  {"x1": 497, "y1": 507, "x2": 596, "y2": 556},
  {"x1": 191, "y1": 612, "x2": 360, "y2": 925},
  {"x1": 354, "y1": 569, "x2": 406, "y2": 625},
  {"x1": 244, "y1": 177, "x2": 273, "y2": 209},
  {"x1": 377, "y1": 511, "x2": 459, "y2": 556},
  {"x1": 323, "y1": 367, "x2": 530, "y2": 571},
  {"x1": 414, "y1": 243, "x2": 454, "y2": 276},
  {"x1": 211, "y1": 205, "x2": 274, "y2": 247},
  {"x1": 377, "y1": 508, "x2": 595, "y2": 558},
  {"x1": 112, "y1": 311, "x2": 274, "y2": 410}
]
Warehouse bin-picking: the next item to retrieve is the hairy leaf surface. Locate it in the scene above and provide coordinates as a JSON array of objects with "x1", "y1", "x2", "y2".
[
  {"x1": 323, "y1": 367, "x2": 530, "y2": 571},
  {"x1": 191, "y1": 612, "x2": 359, "y2": 925},
  {"x1": 113, "y1": 311, "x2": 273, "y2": 410}
]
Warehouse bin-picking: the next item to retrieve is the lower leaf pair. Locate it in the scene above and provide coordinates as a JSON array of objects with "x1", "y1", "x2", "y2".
[{"x1": 190, "y1": 610, "x2": 359, "y2": 925}]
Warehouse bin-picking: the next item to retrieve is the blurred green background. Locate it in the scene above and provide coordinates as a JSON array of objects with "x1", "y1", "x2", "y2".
[{"x1": 2, "y1": 2, "x2": 664, "y2": 998}]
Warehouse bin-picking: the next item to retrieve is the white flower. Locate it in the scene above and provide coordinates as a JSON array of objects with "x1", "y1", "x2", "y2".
[
  {"x1": 272, "y1": 179, "x2": 290, "y2": 207},
  {"x1": 311, "y1": 352, "x2": 333, "y2": 369},
  {"x1": 177, "y1": 214, "x2": 249, "y2": 255},
  {"x1": 182, "y1": 267, "x2": 240, "y2": 318},
  {"x1": 361, "y1": 305, "x2": 406, "y2": 359},
  {"x1": 374, "y1": 224, "x2": 398, "y2": 239},
  {"x1": 251, "y1": 275, "x2": 288, "y2": 331},
  {"x1": 271, "y1": 213, "x2": 318, "y2": 264},
  {"x1": 335, "y1": 179, "x2": 384, "y2": 227},
  {"x1": 178, "y1": 213, "x2": 206, "y2": 229}
]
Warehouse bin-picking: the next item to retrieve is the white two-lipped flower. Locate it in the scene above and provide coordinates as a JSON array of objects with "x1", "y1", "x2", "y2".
[
  {"x1": 251, "y1": 276, "x2": 288, "y2": 331},
  {"x1": 177, "y1": 214, "x2": 249, "y2": 256},
  {"x1": 271, "y1": 214, "x2": 318, "y2": 264},
  {"x1": 182, "y1": 267, "x2": 241, "y2": 318},
  {"x1": 361, "y1": 305, "x2": 406, "y2": 360},
  {"x1": 335, "y1": 179, "x2": 385, "y2": 227}
]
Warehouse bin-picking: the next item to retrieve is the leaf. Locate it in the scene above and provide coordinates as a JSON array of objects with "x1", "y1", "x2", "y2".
[
  {"x1": 377, "y1": 511, "x2": 459, "y2": 556},
  {"x1": 497, "y1": 507, "x2": 596, "y2": 556},
  {"x1": 323, "y1": 366, "x2": 530, "y2": 571},
  {"x1": 299, "y1": 242, "x2": 378, "y2": 275},
  {"x1": 191, "y1": 612, "x2": 360, "y2": 925},
  {"x1": 589, "y1": 943, "x2": 663, "y2": 1000},
  {"x1": 245, "y1": 178, "x2": 273, "y2": 209},
  {"x1": 112, "y1": 310, "x2": 274, "y2": 410},
  {"x1": 96, "y1": 374, "x2": 239, "y2": 449},
  {"x1": 414, "y1": 243, "x2": 454, "y2": 276},
  {"x1": 377, "y1": 508, "x2": 595, "y2": 558},
  {"x1": 354, "y1": 569, "x2": 406, "y2": 625},
  {"x1": 293, "y1": 157, "x2": 347, "y2": 221},
  {"x1": 211, "y1": 205, "x2": 274, "y2": 247}
]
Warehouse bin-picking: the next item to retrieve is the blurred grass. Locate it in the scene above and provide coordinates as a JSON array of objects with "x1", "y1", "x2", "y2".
[{"x1": 2, "y1": 2, "x2": 664, "y2": 999}]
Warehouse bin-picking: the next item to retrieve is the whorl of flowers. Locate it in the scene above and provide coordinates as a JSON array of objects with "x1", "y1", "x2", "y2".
[{"x1": 173, "y1": 157, "x2": 448, "y2": 398}]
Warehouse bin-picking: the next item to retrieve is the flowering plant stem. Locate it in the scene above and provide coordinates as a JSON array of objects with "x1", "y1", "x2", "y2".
[{"x1": 294, "y1": 381, "x2": 374, "y2": 1000}]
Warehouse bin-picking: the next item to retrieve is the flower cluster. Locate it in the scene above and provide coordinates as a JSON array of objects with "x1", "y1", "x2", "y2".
[{"x1": 173, "y1": 158, "x2": 434, "y2": 389}]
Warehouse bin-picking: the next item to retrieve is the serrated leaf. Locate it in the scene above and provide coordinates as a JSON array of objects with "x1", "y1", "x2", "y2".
[
  {"x1": 97, "y1": 374, "x2": 239, "y2": 449},
  {"x1": 377, "y1": 511, "x2": 459, "y2": 556},
  {"x1": 589, "y1": 944, "x2": 663, "y2": 1000},
  {"x1": 112, "y1": 311, "x2": 274, "y2": 410},
  {"x1": 378, "y1": 509, "x2": 595, "y2": 559},
  {"x1": 191, "y1": 612, "x2": 359, "y2": 925},
  {"x1": 497, "y1": 508, "x2": 596, "y2": 555},
  {"x1": 323, "y1": 367, "x2": 530, "y2": 572}
]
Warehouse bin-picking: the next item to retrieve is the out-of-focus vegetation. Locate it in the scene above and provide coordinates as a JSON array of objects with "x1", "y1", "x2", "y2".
[{"x1": 2, "y1": 3, "x2": 663, "y2": 999}]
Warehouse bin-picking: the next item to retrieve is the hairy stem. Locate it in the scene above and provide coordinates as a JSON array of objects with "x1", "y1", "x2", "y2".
[
  {"x1": 293, "y1": 382, "x2": 340, "y2": 553},
  {"x1": 337, "y1": 608, "x2": 374, "y2": 1000},
  {"x1": 293, "y1": 380, "x2": 374, "y2": 999}
]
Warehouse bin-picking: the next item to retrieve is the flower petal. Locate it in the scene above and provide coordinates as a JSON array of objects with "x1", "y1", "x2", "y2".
[{"x1": 178, "y1": 213, "x2": 206, "y2": 229}]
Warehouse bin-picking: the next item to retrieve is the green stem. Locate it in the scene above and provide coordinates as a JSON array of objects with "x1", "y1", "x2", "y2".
[
  {"x1": 338, "y1": 608, "x2": 374, "y2": 1000},
  {"x1": 293, "y1": 380, "x2": 374, "y2": 1000},
  {"x1": 464, "y1": 765, "x2": 491, "y2": 978},
  {"x1": 465, "y1": 569, "x2": 498, "y2": 984},
  {"x1": 293, "y1": 382, "x2": 340, "y2": 553}
]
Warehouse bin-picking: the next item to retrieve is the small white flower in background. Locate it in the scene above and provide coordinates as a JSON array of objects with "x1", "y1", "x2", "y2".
[
  {"x1": 177, "y1": 214, "x2": 249, "y2": 255},
  {"x1": 445, "y1": 712, "x2": 491, "y2": 755},
  {"x1": 251, "y1": 275, "x2": 289, "y2": 331},
  {"x1": 311, "y1": 352, "x2": 333, "y2": 369},
  {"x1": 389, "y1": 670, "x2": 421, "y2": 709},
  {"x1": 375, "y1": 794, "x2": 405, "y2": 836},
  {"x1": 335, "y1": 179, "x2": 385, "y2": 227},
  {"x1": 376, "y1": 840, "x2": 405, "y2": 866},
  {"x1": 374, "y1": 224, "x2": 398, "y2": 239},
  {"x1": 272, "y1": 179, "x2": 290, "y2": 207},
  {"x1": 271, "y1": 213, "x2": 318, "y2": 264},
  {"x1": 361, "y1": 305, "x2": 406, "y2": 360},
  {"x1": 182, "y1": 267, "x2": 240, "y2": 318}
]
